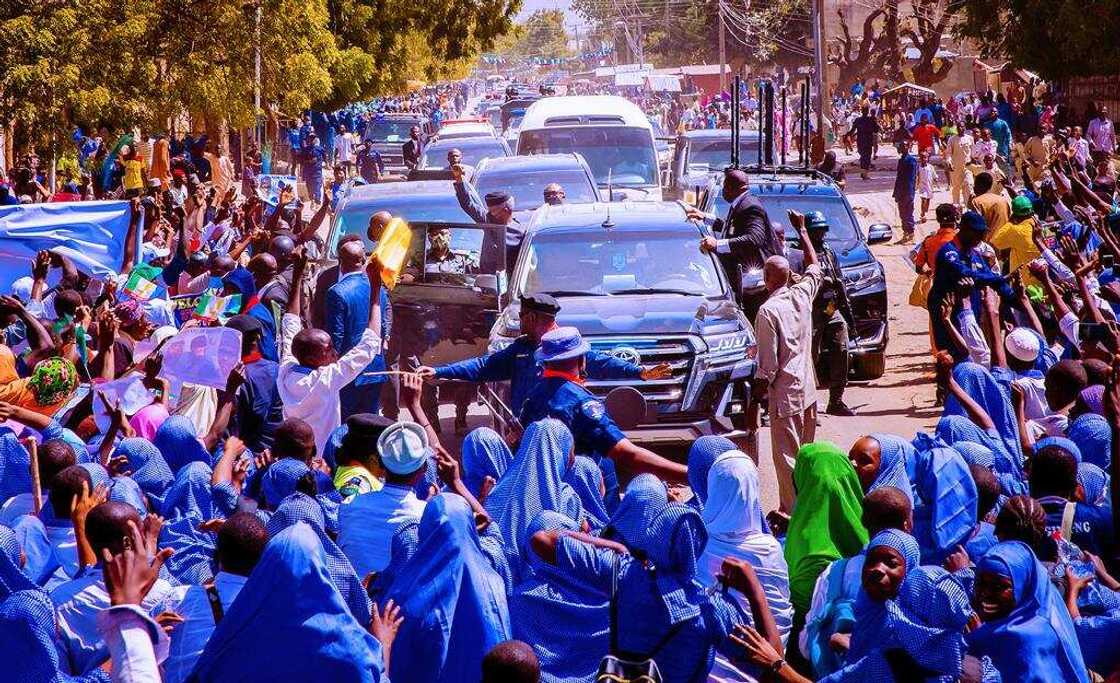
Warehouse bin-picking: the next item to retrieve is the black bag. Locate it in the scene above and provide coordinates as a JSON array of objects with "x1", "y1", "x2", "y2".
[{"x1": 595, "y1": 555, "x2": 683, "y2": 683}]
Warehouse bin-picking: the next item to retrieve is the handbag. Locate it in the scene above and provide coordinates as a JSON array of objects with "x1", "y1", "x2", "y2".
[
  {"x1": 596, "y1": 555, "x2": 684, "y2": 683},
  {"x1": 909, "y1": 271, "x2": 932, "y2": 309}
]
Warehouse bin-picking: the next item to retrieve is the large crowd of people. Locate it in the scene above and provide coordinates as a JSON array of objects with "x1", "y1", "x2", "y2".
[{"x1": 0, "y1": 72, "x2": 1118, "y2": 683}]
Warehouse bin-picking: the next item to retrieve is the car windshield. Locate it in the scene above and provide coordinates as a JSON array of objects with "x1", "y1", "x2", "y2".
[
  {"x1": 333, "y1": 198, "x2": 470, "y2": 251},
  {"x1": 364, "y1": 120, "x2": 420, "y2": 142},
  {"x1": 474, "y1": 169, "x2": 597, "y2": 210},
  {"x1": 687, "y1": 138, "x2": 762, "y2": 170},
  {"x1": 421, "y1": 140, "x2": 508, "y2": 168},
  {"x1": 713, "y1": 191, "x2": 863, "y2": 252},
  {"x1": 518, "y1": 127, "x2": 658, "y2": 187},
  {"x1": 517, "y1": 230, "x2": 724, "y2": 298}
]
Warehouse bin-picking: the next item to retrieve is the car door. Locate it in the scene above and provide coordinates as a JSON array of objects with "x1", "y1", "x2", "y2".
[{"x1": 389, "y1": 221, "x2": 507, "y2": 369}]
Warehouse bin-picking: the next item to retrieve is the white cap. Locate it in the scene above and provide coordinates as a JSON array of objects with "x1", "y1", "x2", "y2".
[
  {"x1": 376, "y1": 422, "x2": 430, "y2": 475},
  {"x1": 1005, "y1": 327, "x2": 1041, "y2": 363}
]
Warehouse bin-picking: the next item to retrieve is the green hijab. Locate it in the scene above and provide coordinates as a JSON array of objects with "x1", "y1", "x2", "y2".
[{"x1": 783, "y1": 441, "x2": 869, "y2": 612}]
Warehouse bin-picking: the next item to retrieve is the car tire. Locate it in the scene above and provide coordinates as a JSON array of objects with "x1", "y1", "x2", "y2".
[{"x1": 851, "y1": 352, "x2": 886, "y2": 380}]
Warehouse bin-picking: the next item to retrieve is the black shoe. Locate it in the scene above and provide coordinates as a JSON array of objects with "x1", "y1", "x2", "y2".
[{"x1": 825, "y1": 400, "x2": 856, "y2": 416}]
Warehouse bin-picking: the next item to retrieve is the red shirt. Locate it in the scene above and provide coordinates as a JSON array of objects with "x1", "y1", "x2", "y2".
[{"x1": 913, "y1": 124, "x2": 940, "y2": 153}]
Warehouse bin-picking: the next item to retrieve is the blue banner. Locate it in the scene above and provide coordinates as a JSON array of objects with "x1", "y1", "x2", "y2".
[{"x1": 0, "y1": 200, "x2": 134, "y2": 292}]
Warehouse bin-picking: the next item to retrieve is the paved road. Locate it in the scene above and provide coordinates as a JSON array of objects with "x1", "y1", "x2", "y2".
[{"x1": 425, "y1": 144, "x2": 946, "y2": 514}]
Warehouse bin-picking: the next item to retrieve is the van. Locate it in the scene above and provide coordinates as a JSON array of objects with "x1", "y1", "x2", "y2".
[{"x1": 515, "y1": 95, "x2": 662, "y2": 201}]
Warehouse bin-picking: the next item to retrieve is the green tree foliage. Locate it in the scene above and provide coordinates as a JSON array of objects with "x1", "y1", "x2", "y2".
[{"x1": 954, "y1": 0, "x2": 1120, "y2": 80}]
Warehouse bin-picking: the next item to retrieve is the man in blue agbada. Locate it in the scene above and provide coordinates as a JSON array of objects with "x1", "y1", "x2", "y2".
[{"x1": 517, "y1": 326, "x2": 688, "y2": 485}]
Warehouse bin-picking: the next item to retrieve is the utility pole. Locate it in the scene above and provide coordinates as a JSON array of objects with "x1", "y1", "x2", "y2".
[
  {"x1": 811, "y1": 0, "x2": 826, "y2": 134},
  {"x1": 254, "y1": 1, "x2": 262, "y2": 146},
  {"x1": 718, "y1": 1, "x2": 728, "y2": 93}
]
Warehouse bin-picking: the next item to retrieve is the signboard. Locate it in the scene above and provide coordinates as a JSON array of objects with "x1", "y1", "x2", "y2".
[{"x1": 160, "y1": 327, "x2": 242, "y2": 389}]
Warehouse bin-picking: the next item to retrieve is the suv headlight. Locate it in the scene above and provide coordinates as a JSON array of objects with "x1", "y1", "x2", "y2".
[
  {"x1": 704, "y1": 331, "x2": 751, "y2": 363},
  {"x1": 843, "y1": 263, "x2": 885, "y2": 293},
  {"x1": 489, "y1": 307, "x2": 520, "y2": 353}
]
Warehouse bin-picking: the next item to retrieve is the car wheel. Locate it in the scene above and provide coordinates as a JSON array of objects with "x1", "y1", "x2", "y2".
[{"x1": 851, "y1": 352, "x2": 886, "y2": 380}]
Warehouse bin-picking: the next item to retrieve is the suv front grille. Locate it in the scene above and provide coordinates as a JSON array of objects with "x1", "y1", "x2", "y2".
[{"x1": 584, "y1": 336, "x2": 698, "y2": 412}]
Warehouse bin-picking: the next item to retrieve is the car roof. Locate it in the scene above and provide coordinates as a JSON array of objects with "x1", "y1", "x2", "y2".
[
  {"x1": 474, "y1": 154, "x2": 587, "y2": 174},
  {"x1": 681, "y1": 129, "x2": 761, "y2": 140},
  {"x1": 425, "y1": 136, "x2": 506, "y2": 151},
  {"x1": 520, "y1": 95, "x2": 649, "y2": 131},
  {"x1": 530, "y1": 201, "x2": 697, "y2": 235},
  {"x1": 711, "y1": 169, "x2": 842, "y2": 197},
  {"x1": 341, "y1": 180, "x2": 456, "y2": 205}
]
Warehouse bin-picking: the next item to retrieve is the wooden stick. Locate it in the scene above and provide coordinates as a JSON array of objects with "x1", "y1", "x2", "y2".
[{"x1": 26, "y1": 439, "x2": 41, "y2": 516}]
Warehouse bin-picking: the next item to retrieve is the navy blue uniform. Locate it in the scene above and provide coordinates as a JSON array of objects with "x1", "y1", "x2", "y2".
[
  {"x1": 433, "y1": 336, "x2": 642, "y2": 416},
  {"x1": 928, "y1": 239, "x2": 1013, "y2": 360}
]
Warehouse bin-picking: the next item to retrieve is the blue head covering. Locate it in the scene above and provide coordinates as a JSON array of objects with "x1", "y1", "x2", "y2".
[
  {"x1": 485, "y1": 419, "x2": 576, "y2": 558},
  {"x1": 603, "y1": 473, "x2": 669, "y2": 558},
  {"x1": 1077, "y1": 463, "x2": 1110, "y2": 507},
  {"x1": 951, "y1": 441, "x2": 995, "y2": 469},
  {"x1": 867, "y1": 528, "x2": 919, "y2": 570},
  {"x1": 11, "y1": 515, "x2": 56, "y2": 586},
  {"x1": 266, "y1": 492, "x2": 370, "y2": 623},
  {"x1": 644, "y1": 503, "x2": 708, "y2": 625},
  {"x1": 78, "y1": 462, "x2": 110, "y2": 489},
  {"x1": 261, "y1": 458, "x2": 311, "y2": 509},
  {"x1": 943, "y1": 363, "x2": 1024, "y2": 471},
  {"x1": 461, "y1": 427, "x2": 513, "y2": 498},
  {"x1": 511, "y1": 510, "x2": 609, "y2": 683},
  {"x1": 910, "y1": 439, "x2": 977, "y2": 565},
  {"x1": 115, "y1": 437, "x2": 173, "y2": 504},
  {"x1": 968, "y1": 541, "x2": 1090, "y2": 683},
  {"x1": 934, "y1": 415, "x2": 1024, "y2": 495},
  {"x1": 159, "y1": 515, "x2": 216, "y2": 585},
  {"x1": 368, "y1": 521, "x2": 419, "y2": 606},
  {"x1": 109, "y1": 476, "x2": 148, "y2": 518},
  {"x1": 221, "y1": 267, "x2": 256, "y2": 303},
  {"x1": 1035, "y1": 435, "x2": 1082, "y2": 463},
  {"x1": 686, "y1": 435, "x2": 736, "y2": 508},
  {"x1": 189, "y1": 522, "x2": 386, "y2": 682},
  {"x1": 0, "y1": 525, "x2": 34, "y2": 598},
  {"x1": 1, "y1": 573, "x2": 105, "y2": 683},
  {"x1": 160, "y1": 462, "x2": 216, "y2": 520},
  {"x1": 153, "y1": 415, "x2": 210, "y2": 473},
  {"x1": 0, "y1": 431, "x2": 32, "y2": 503},
  {"x1": 564, "y1": 455, "x2": 609, "y2": 530},
  {"x1": 387, "y1": 493, "x2": 511, "y2": 683},
  {"x1": 868, "y1": 434, "x2": 915, "y2": 504},
  {"x1": 1068, "y1": 414, "x2": 1111, "y2": 469}
]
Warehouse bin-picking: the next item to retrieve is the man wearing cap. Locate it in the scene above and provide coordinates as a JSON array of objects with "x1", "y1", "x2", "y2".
[
  {"x1": 994, "y1": 327, "x2": 1052, "y2": 426},
  {"x1": 928, "y1": 210, "x2": 1014, "y2": 361},
  {"x1": 332, "y1": 413, "x2": 391, "y2": 501},
  {"x1": 226, "y1": 314, "x2": 283, "y2": 453},
  {"x1": 338, "y1": 420, "x2": 429, "y2": 578},
  {"x1": 452, "y1": 164, "x2": 525, "y2": 271},
  {"x1": 790, "y1": 211, "x2": 857, "y2": 416},
  {"x1": 417, "y1": 293, "x2": 670, "y2": 421},
  {"x1": 989, "y1": 195, "x2": 1042, "y2": 286},
  {"x1": 519, "y1": 326, "x2": 687, "y2": 484}
]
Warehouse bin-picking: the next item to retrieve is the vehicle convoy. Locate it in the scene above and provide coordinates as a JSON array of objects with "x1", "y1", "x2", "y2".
[
  {"x1": 700, "y1": 167, "x2": 891, "y2": 379},
  {"x1": 515, "y1": 95, "x2": 663, "y2": 201},
  {"x1": 665, "y1": 129, "x2": 761, "y2": 202},
  {"x1": 328, "y1": 180, "x2": 481, "y2": 251},
  {"x1": 419, "y1": 136, "x2": 511, "y2": 171},
  {"x1": 499, "y1": 201, "x2": 757, "y2": 445},
  {"x1": 471, "y1": 154, "x2": 600, "y2": 223},
  {"x1": 360, "y1": 112, "x2": 433, "y2": 173}
]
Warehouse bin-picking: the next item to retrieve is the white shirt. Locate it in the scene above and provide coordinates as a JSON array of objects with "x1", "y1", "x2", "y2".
[
  {"x1": 277, "y1": 312, "x2": 380, "y2": 453},
  {"x1": 96, "y1": 605, "x2": 169, "y2": 683},
  {"x1": 949, "y1": 133, "x2": 973, "y2": 167},
  {"x1": 52, "y1": 568, "x2": 187, "y2": 675},
  {"x1": 755, "y1": 264, "x2": 823, "y2": 418},
  {"x1": 1087, "y1": 117, "x2": 1115, "y2": 153},
  {"x1": 972, "y1": 139, "x2": 994, "y2": 164},
  {"x1": 334, "y1": 133, "x2": 354, "y2": 163},
  {"x1": 338, "y1": 483, "x2": 426, "y2": 578},
  {"x1": 1072, "y1": 137, "x2": 1091, "y2": 168},
  {"x1": 163, "y1": 572, "x2": 248, "y2": 683},
  {"x1": 1011, "y1": 374, "x2": 1049, "y2": 421}
]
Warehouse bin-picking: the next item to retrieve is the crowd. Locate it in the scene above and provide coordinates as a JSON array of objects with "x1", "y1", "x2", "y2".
[{"x1": 0, "y1": 74, "x2": 1117, "y2": 683}]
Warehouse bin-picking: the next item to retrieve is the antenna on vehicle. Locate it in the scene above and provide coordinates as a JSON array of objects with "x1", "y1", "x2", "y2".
[
  {"x1": 603, "y1": 169, "x2": 615, "y2": 229},
  {"x1": 802, "y1": 78, "x2": 811, "y2": 168},
  {"x1": 780, "y1": 85, "x2": 788, "y2": 166},
  {"x1": 731, "y1": 75, "x2": 741, "y2": 169}
]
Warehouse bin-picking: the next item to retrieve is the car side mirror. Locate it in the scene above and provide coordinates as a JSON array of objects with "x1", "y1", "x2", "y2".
[
  {"x1": 475, "y1": 273, "x2": 498, "y2": 295},
  {"x1": 866, "y1": 223, "x2": 892, "y2": 245},
  {"x1": 604, "y1": 386, "x2": 647, "y2": 430}
]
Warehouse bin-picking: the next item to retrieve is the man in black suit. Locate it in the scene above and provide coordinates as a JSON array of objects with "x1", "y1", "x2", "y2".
[
  {"x1": 691, "y1": 168, "x2": 783, "y2": 322},
  {"x1": 402, "y1": 126, "x2": 423, "y2": 171}
]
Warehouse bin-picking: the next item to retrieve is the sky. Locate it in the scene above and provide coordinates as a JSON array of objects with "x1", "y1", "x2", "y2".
[{"x1": 517, "y1": 0, "x2": 583, "y2": 25}]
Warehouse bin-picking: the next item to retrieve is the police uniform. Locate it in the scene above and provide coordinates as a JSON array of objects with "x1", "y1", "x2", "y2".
[
  {"x1": 518, "y1": 327, "x2": 628, "y2": 508},
  {"x1": 432, "y1": 294, "x2": 643, "y2": 415},
  {"x1": 803, "y1": 211, "x2": 856, "y2": 415}
]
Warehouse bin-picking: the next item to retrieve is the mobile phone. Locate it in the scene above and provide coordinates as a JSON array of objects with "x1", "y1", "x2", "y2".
[{"x1": 1079, "y1": 322, "x2": 1110, "y2": 344}]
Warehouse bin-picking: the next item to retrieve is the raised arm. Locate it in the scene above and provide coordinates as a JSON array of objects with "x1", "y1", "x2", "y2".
[{"x1": 936, "y1": 352, "x2": 995, "y2": 430}]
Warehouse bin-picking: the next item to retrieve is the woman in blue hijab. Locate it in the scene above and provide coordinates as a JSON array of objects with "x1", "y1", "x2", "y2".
[
  {"x1": 260, "y1": 457, "x2": 312, "y2": 509},
  {"x1": 1077, "y1": 463, "x2": 1110, "y2": 507},
  {"x1": 161, "y1": 461, "x2": 217, "y2": 520},
  {"x1": 460, "y1": 427, "x2": 512, "y2": 499},
  {"x1": 601, "y1": 473, "x2": 669, "y2": 560},
  {"x1": 158, "y1": 462, "x2": 221, "y2": 585},
  {"x1": 154, "y1": 416, "x2": 211, "y2": 474},
  {"x1": 266, "y1": 492, "x2": 371, "y2": 623},
  {"x1": 564, "y1": 455, "x2": 609, "y2": 530},
  {"x1": 909, "y1": 436, "x2": 978, "y2": 565},
  {"x1": 849, "y1": 435, "x2": 914, "y2": 504},
  {"x1": 114, "y1": 437, "x2": 173, "y2": 508},
  {"x1": 386, "y1": 493, "x2": 510, "y2": 683},
  {"x1": 686, "y1": 435, "x2": 736, "y2": 509},
  {"x1": 0, "y1": 431, "x2": 32, "y2": 504},
  {"x1": 1068, "y1": 413, "x2": 1111, "y2": 469},
  {"x1": 0, "y1": 524, "x2": 110, "y2": 682},
  {"x1": 967, "y1": 540, "x2": 1091, "y2": 683},
  {"x1": 368, "y1": 522, "x2": 419, "y2": 606},
  {"x1": 484, "y1": 418, "x2": 579, "y2": 561},
  {"x1": 188, "y1": 523, "x2": 386, "y2": 682},
  {"x1": 511, "y1": 510, "x2": 608, "y2": 683},
  {"x1": 943, "y1": 363, "x2": 1024, "y2": 471}
]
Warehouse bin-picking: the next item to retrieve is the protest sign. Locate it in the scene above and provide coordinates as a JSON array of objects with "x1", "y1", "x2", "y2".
[
  {"x1": 193, "y1": 293, "x2": 241, "y2": 323},
  {"x1": 160, "y1": 327, "x2": 242, "y2": 389},
  {"x1": 256, "y1": 174, "x2": 299, "y2": 207},
  {"x1": 0, "y1": 201, "x2": 137, "y2": 292}
]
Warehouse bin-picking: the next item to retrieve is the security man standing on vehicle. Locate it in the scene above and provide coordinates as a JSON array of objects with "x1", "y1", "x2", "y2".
[
  {"x1": 790, "y1": 210, "x2": 857, "y2": 416},
  {"x1": 451, "y1": 164, "x2": 525, "y2": 271},
  {"x1": 416, "y1": 293, "x2": 671, "y2": 416},
  {"x1": 520, "y1": 326, "x2": 688, "y2": 488}
]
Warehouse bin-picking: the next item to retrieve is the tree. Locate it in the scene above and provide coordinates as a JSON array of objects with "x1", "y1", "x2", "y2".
[{"x1": 955, "y1": 0, "x2": 1120, "y2": 80}]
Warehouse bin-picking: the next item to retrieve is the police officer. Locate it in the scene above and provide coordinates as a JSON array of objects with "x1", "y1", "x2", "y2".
[
  {"x1": 792, "y1": 210, "x2": 857, "y2": 416},
  {"x1": 416, "y1": 293, "x2": 671, "y2": 416},
  {"x1": 520, "y1": 327, "x2": 687, "y2": 486}
]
